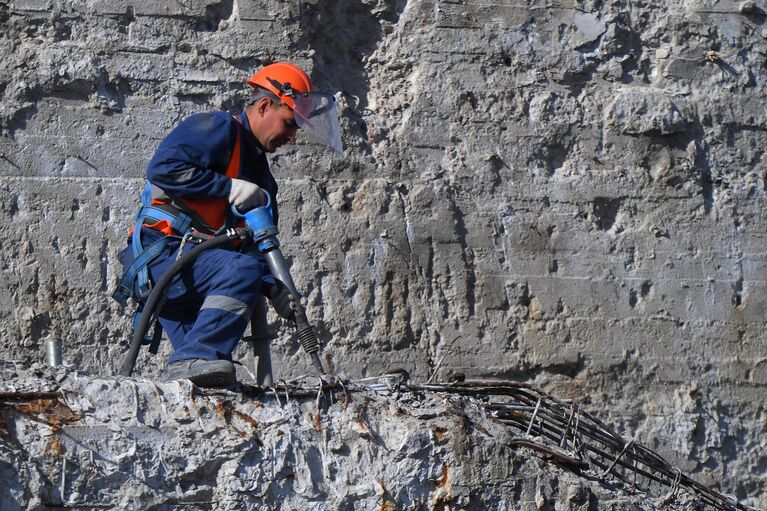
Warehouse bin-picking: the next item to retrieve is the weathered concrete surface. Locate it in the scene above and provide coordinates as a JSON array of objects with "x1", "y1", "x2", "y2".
[
  {"x1": 0, "y1": 0, "x2": 765, "y2": 506},
  {"x1": 0, "y1": 362, "x2": 700, "y2": 510}
]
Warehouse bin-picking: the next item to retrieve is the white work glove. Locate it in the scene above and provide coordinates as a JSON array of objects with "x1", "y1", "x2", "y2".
[{"x1": 229, "y1": 178, "x2": 267, "y2": 211}]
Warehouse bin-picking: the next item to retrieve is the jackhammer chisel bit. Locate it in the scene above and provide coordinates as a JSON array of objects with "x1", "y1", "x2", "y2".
[{"x1": 233, "y1": 199, "x2": 328, "y2": 375}]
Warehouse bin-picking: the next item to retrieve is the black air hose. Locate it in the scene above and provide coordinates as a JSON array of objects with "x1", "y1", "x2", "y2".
[{"x1": 117, "y1": 229, "x2": 247, "y2": 377}]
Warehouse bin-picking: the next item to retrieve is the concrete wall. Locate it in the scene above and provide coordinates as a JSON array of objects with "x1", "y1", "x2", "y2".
[{"x1": 0, "y1": 0, "x2": 764, "y2": 505}]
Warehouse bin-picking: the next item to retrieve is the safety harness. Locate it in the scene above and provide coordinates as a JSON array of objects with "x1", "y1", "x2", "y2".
[{"x1": 113, "y1": 118, "x2": 243, "y2": 352}]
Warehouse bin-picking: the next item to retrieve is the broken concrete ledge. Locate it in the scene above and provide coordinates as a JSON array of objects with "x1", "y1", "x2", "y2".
[{"x1": 0, "y1": 362, "x2": 747, "y2": 510}]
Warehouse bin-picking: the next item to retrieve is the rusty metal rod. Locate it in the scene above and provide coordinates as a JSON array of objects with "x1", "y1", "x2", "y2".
[
  {"x1": 496, "y1": 415, "x2": 671, "y2": 490},
  {"x1": 0, "y1": 391, "x2": 64, "y2": 400},
  {"x1": 488, "y1": 404, "x2": 629, "y2": 453},
  {"x1": 497, "y1": 413, "x2": 746, "y2": 510}
]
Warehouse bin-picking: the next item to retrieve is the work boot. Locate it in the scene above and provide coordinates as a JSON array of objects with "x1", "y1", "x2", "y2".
[{"x1": 165, "y1": 359, "x2": 236, "y2": 388}]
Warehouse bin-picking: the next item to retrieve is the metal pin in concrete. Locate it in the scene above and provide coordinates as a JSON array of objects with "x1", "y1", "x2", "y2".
[
  {"x1": 47, "y1": 338, "x2": 63, "y2": 366},
  {"x1": 60, "y1": 457, "x2": 67, "y2": 504}
]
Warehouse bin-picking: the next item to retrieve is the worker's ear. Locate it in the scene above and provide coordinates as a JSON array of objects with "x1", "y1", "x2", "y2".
[{"x1": 256, "y1": 96, "x2": 274, "y2": 116}]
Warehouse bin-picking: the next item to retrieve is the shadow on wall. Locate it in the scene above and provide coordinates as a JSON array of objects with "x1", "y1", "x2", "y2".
[{"x1": 298, "y1": 0, "x2": 407, "y2": 128}]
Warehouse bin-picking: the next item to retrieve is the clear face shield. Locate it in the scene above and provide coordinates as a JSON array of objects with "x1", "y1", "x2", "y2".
[{"x1": 292, "y1": 93, "x2": 343, "y2": 154}]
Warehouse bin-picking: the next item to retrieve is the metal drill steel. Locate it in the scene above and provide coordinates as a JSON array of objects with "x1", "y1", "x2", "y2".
[{"x1": 46, "y1": 338, "x2": 62, "y2": 367}]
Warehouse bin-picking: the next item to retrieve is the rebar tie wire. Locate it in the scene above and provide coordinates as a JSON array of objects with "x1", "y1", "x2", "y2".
[
  {"x1": 659, "y1": 468, "x2": 682, "y2": 506},
  {"x1": 526, "y1": 398, "x2": 542, "y2": 437},
  {"x1": 560, "y1": 403, "x2": 575, "y2": 448},
  {"x1": 602, "y1": 438, "x2": 635, "y2": 478}
]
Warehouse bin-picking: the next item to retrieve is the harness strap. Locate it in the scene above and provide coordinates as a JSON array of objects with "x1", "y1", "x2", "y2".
[
  {"x1": 133, "y1": 205, "x2": 193, "y2": 296},
  {"x1": 113, "y1": 235, "x2": 172, "y2": 304},
  {"x1": 131, "y1": 306, "x2": 163, "y2": 352},
  {"x1": 113, "y1": 201, "x2": 193, "y2": 305}
]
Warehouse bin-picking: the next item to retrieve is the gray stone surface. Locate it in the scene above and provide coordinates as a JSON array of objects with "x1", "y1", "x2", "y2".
[
  {"x1": 0, "y1": 362, "x2": 701, "y2": 510},
  {"x1": 0, "y1": 0, "x2": 765, "y2": 507}
]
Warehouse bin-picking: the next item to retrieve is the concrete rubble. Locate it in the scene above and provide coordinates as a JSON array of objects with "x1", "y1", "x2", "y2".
[{"x1": 0, "y1": 361, "x2": 712, "y2": 511}]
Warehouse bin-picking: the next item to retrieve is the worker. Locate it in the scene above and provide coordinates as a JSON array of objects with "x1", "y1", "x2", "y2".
[{"x1": 114, "y1": 62, "x2": 342, "y2": 388}]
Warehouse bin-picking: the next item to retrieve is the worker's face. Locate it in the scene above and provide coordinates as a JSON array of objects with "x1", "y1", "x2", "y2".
[{"x1": 251, "y1": 98, "x2": 299, "y2": 153}]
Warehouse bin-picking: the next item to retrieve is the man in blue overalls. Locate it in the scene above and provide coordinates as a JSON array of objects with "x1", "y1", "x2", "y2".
[{"x1": 116, "y1": 62, "x2": 342, "y2": 387}]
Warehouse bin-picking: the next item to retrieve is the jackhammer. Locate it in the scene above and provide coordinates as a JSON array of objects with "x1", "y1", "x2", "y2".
[{"x1": 117, "y1": 195, "x2": 327, "y2": 378}]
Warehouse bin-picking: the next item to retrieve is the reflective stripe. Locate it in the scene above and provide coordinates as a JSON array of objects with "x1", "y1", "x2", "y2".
[
  {"x1": 199, "y1": 295, "x2": 251, "y2": 318},
  {"x1": 150, "y1": 183, "x2": 170, "y2": 201},
  {"x1": 170, "y1": 168, "x2": 198, "y2": 184}
]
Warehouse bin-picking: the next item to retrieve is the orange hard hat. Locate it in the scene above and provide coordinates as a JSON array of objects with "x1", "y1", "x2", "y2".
[{"x1": 246, "y1": 62, "x2": 313, "y2": 111}]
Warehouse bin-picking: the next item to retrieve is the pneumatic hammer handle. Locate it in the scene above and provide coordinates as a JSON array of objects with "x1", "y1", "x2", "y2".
[{"x1": 231, "y1": 201, "x2": 327, "y2": 375}]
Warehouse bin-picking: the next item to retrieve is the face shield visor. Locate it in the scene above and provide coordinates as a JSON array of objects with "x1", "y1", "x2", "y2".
[{"x1": 291, "y1": 92, "x2": 343, "y2": 154}]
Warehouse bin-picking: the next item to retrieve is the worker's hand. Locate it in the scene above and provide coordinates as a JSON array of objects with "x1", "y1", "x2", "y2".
[
  {"x1": 264, "y1": 280, "x2": 294, "y2": 320},
  {"x1": 229, "y1": 178, "x2": 267, "y2": 211}
]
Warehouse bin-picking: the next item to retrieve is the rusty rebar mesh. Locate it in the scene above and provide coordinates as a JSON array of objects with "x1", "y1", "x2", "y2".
[
  {"x1": 402, "y1": 380, "x2": 754, "y2": 511},
  {"x1": 0, "y1": 375, "x2": 755, "y2": 510},
  {"x1": 221, "y1": 376, "x2": 755, "y2": 510}
]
